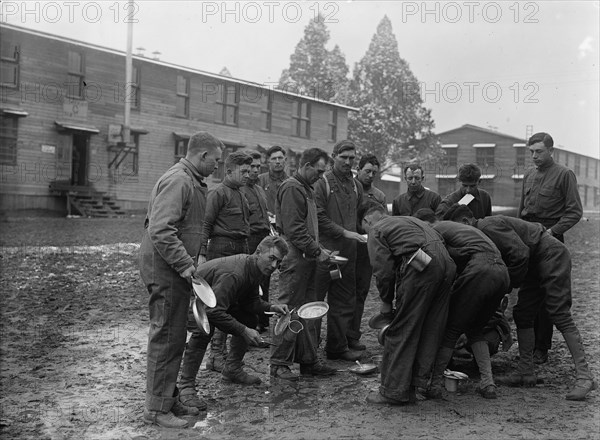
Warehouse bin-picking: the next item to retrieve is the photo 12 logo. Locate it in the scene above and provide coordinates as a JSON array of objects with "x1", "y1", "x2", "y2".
[
  {"x1": 0, "y1": 1, "x2": 140, "y2": 24},
  {"x1": 200, "y1": 1, "x2": 340, "y2": 24},
  {"x1": 418, "y1": 81, "x2": 540, "y2": 104},
  {"x1": 400, "y1": 1, "x2": 540, "y2": 24}
]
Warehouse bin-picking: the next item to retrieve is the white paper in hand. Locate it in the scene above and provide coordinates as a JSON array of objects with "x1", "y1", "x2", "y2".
[{"x1": 458, "y1": 194, "x2": 475, "y2": 205}]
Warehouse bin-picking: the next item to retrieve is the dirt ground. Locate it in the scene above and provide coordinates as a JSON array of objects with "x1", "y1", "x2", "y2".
[{"x1": 1, "y1": 214, "x2": 599, "y2": 440}]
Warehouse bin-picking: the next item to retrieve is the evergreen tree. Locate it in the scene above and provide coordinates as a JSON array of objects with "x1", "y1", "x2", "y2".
[
  {"x1": 349, "y1": 16, "x2": 441, "y2": 168},
  {"x1": 278, "y1": 15, "x2": 349, "y2": 103}
]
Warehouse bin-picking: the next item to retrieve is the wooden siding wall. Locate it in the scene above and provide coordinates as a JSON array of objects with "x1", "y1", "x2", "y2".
[{"x1": 0, "y1": 27, "x2": 349, "y2": 212}]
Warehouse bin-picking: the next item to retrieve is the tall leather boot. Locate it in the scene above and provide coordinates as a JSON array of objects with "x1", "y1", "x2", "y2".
[
  {"x1": 206, "y1": 329, "x2": 228, "y2": 373},
  {"x1": 471, "y1": 341, "x2": 497, "y2": 399},
  {"x1": 426, "y1": 346, "x2": 454, "y2": 399},
  {"x1": 222, "y1": 335, "x2": 261, "y2": 385},
  {"x1": 178, "y1": 339, "x2": 208, "y2": 410},
  {"x1": 498, "y1": 327, "x2": 537, "y2": 387},
  {"x1": 562, "y1": 331, "x2": 598, "y2": 401}
]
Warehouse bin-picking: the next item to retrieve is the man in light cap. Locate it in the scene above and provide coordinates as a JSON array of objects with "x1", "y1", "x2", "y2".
[
  {"x1": 518, "y1": 132, "x2": 583, "y2": 365},
  {"x1": 140, "y1": 131, "x2": 223, "y2": 428}
]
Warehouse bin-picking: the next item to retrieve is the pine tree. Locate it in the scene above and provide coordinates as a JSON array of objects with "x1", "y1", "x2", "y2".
[
  {"x1": 348, "y1": 16, "x2": 441, "y2": 168},
  {"x1": 278, "y1": 15, "x2": 349, "y2": 103}
]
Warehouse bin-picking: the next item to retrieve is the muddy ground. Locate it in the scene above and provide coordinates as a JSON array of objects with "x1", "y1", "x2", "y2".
[{"x1": 0, "y1": 215, "x2": 599, "y2": 440}]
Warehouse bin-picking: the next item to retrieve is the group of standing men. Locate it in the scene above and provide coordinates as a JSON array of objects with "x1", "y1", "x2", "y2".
[{"x1": 139, "y1": 130, "x2": 595, "y2": 428}]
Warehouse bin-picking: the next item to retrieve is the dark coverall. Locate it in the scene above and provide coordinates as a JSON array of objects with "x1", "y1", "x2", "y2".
[
  {"x1": 349, "y1": 182, "x2": 387, "y2": 345},
  {"x1": 139, "y1": 158, "x2": 207, "y2": 413},
  {"x1": 314, "y1": 169, "x2": 363, "y2": 354},
  {"x1": 518, "y1": 160, "x2": 582, "y2": 355},
  {"x1": 241, "y1": 182, "x2": 272, "y2": 327},
  {"x1": 368, "y1": 216, "x2": 456, "y2": 402},
  {"x1": 433, "y1": 221, "x2": 510, "y2": 348},
  {"x1": 179, "y1": 254, "x2": 273, "y2": 393},
  {"x1": 436, "y1": 187, "x2": 492, "y2": 220},
  {"x1": 199, "y1": 179, "x2": 250, "y2": 260},
  {"x1": 392, "y1": 187, "x2": 441, "y2": 216},
  {"x1": 474, "y1": 215, "x2": 580, "y2": 337},
  {"x1": 270, "y1": 173, "x2": 323, "y2": 367}
]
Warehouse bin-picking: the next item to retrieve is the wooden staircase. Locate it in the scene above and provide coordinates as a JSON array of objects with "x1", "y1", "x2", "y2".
[{"x1": 49, "y1": 181, "x2": 127, "y2": 218}]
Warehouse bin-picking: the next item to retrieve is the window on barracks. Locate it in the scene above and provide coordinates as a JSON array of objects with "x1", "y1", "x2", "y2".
[
  {"x1": 67, "y1": 50, "x2": 85, "y2": 99},
  {"x1": 174, "y1": 138, "x2": 188, "y2": 163},
  {"x1": 292, "y1": 100, "x2": 310, "y2": 138},
  {"x1": 259, "y1": 90, "x2": 272, "y2": 131},
  {"x1": 176, "y1": 75, "x2": 190, "y2": 117},
  {"x1": 328, "y1": 109, "x2": 337, "y2": 142},
  {"x1": 0, "y1": 115, "x2": 18, "y2": 165},
  {"x1": 475, "y1": 147, "x2": 495, "y2": 168},
  {"x1": 574, "y1": 156, "x2": 581, "y2": 176},
  {"x1": 0, "y1": 40, "x2": 19, "y2": 88},
  {"x1": 131, "y1": 64, "x2": 141, "y2": 110},
  {"x1": 515, "y1": 146, "x2": 526, "y2": 169},
  {"x1": 216, "y1": 83, "x2": 239, "y2": 126},
  {"x1": 444, "y1": 148, "x2": 458, "y2": 168}
]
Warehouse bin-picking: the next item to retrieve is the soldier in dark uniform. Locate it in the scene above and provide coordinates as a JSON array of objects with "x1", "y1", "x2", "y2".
[
  {"x1": 436, "y1": 163, "x2": 492, "y2": 219},
  {"x1": 314, "y1": 140, "x2": 367, "y2": 361},
  {"x1": 361, "y1": 204, "x2": 455, "y2": 405},
  {"x1": 349, "y1": 154, "x2": 387, "y2": 351},
  {"x1": 193, "y1": 151, "x2": 253, "y2": 375},
  {"x1": 421, "y1": 216, "x2": 510, "y2": 400},
  {"x1": 258, "y1": 145, "x2": 288, "y2": 220},
  {"x1": 140, "y1": 132, "x2": 223, "y2": 428},
  {"x1": 518, "y1": 132, "x2": 583, "y2": 365},
  {"x1": 446, "y1": 204, "x2": 596, "y2": 401},
  {"x1": 269, "y1": 148, "x2": 337, "y2": 381},
  {"x1": 392, "y1": 164, "x2": 441, "y2": 216}
]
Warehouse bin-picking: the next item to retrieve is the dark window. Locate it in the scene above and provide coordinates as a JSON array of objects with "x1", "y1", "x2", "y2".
[
  {"x1": 67, "y1": 50, "x2": 85, "y2": 99},
  {"x1": 328, "y1": 109, "x2": 337, "y2": 142},
  {"x1": 216, "y1": 83, "x2": 239, "y2": 126},
  {"x1": 119, "y1": 133, "x2": 139, "y2": 176},
  {"x1": 292, "y1": 100, "x2": 310, "y2": 138},
  {"x1": 565, "y1": 152, "x2": 569, "y2": 167},
  {"x1": 444, "y1": 148, "x2": 458, "y2": 168},
  {"x1": 475, "y1": 147, "x2": 495, "y2": 168},
  {"x1": 176, "y1": 75, "x2": 190, "y2": 117},
  {"x1": 515, "y1": 147, "x2": 526, "y2": 168},
  {"x1": 0, "y1": 41, "x2": 19, "y2": 87},
  {"x1": 260, "y1": 91, "x2": 272, "y2": 131},
  {"x1": 0, "y1": 115, "x2": 18, "y2": 165},
  {"x1": 131, "y1": 64, "x2": 141, "y2": 110},
  {"x1": 585, "y1": 158, "x2": 588, "y2": 178},
  {"x1": 574, "y1": 156, "x2": 581, "y2": 175},
  {"x1": 175, "y1": 137, "x2": 188, "y2": 163}
]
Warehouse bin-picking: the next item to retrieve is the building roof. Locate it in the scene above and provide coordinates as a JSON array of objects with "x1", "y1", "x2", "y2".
[{"x1": 2, "y1": 23, "x2": 358, "y2": 112}]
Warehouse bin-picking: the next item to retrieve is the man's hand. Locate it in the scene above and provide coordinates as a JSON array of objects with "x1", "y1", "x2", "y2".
[
  {"x1": 180, "y1": 265, "x2": 195, "y2": 281},
  {"x1": 546, "y1": 228, "x2": 553, "y2": 237},
  {"x1": 197, "y1": 255, "x2": 207, "y2": 266},
  {"x1": 380, "y1": 302, "x2": 393, "y2": 315},
  {"x1": 270, "y1": 304, "x2": 289, "y2": 315},
  {"x1": 242, "y1": 327, "x2": 262, "y2": 346},
  {"x1": 343, "y1": 230, "x2": 368, "y2": 243},
  {"x1": 317, "y1": 248, "x2": 331, "y2": 263}
]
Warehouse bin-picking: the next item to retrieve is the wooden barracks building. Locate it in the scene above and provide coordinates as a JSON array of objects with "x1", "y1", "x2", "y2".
[
  {"x1": 0, "y1": 23, "x2": 355, "y2": 216},
  {"x1": 420, "y1": 124, "x2": 600, "y2": 212}
]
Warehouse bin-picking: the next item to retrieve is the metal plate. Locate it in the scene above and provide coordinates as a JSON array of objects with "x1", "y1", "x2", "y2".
[
  {"x1": 349, "y1": 364, "x2": 377, "y2": 375},
  {"x1": 192, "y1": 276, "x2": 217, "y2": 308},
  {"x1": 274, "y1": 313, "x2": 291, "y2": 336},
  {"x1": 329, "y1": 255, "x2": 349, "y2": 265},
  {"x1": 297, "y1": 301, "x2": 329, "y2": 320},
  {"x1": 444, "y1": 369, "x2": 469, "y2": 380},
  {"x1": 458, "y1": 193, "x2": 475, "y2": 206},
  {"x1": 192, "y1": 298, "x2": 210, "y2": 335},
  {"x1": 368, "y1": 313, "x2": 393, "y2": 329}
]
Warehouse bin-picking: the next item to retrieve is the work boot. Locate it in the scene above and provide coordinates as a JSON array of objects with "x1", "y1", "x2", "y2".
[
  {"x1": 477, "y1": 384, "x2": 498, "y2": 399},
  {"x1": 221, "y1": 333, "x2": 261, "y2": 385},
  {"x1": 497, "y1": 328, "x2": 537, "y2": 387},
  {"x1": 300, "y1": 361, "x2": 337, "y2": 376},
  {"x1": 206, "y1": 329, "x2": 228, "y2": 372},
  {"x1": 426, "y1": 346, "x2": 454, "y2": 399},
  {"x1": 348, "y1": 339, "x2": 367, "y2": 351},
  {"x1": 471, "y1": 340, "x2": 496, "y2": 390},
  {"x1": 270, "y1": 365, "x2": 299, "y2": 381},
  {"x1": 172, "y1": 399, "x2": 200, "y2": 416},
  {"x1": 143, "y1": 410, "x2": 189, "y2": 429},
  {"x1": 562, "y1": 331, "x2": 598, "y2": 401},
  {"x1": 179, "y1": 340, "x2": 206, "y2": 407}
]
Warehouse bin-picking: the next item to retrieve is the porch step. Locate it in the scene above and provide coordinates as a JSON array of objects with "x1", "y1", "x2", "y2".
[{"x1": 49, "y1": 182, "x2": 127, "y2": 218}]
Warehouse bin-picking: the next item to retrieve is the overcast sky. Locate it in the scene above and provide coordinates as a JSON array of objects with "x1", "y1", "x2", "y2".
[{"x1": 2, "y1": 1, "x2": 599, "y2": 158}]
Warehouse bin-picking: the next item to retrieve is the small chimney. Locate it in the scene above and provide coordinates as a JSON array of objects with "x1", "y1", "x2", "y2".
[
  {"x1": 152, "y1": 51, "x2": 161, "y2": 61},
  {"x1": 136, "y1": 47, "x2": 145, "y2": 57}
]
